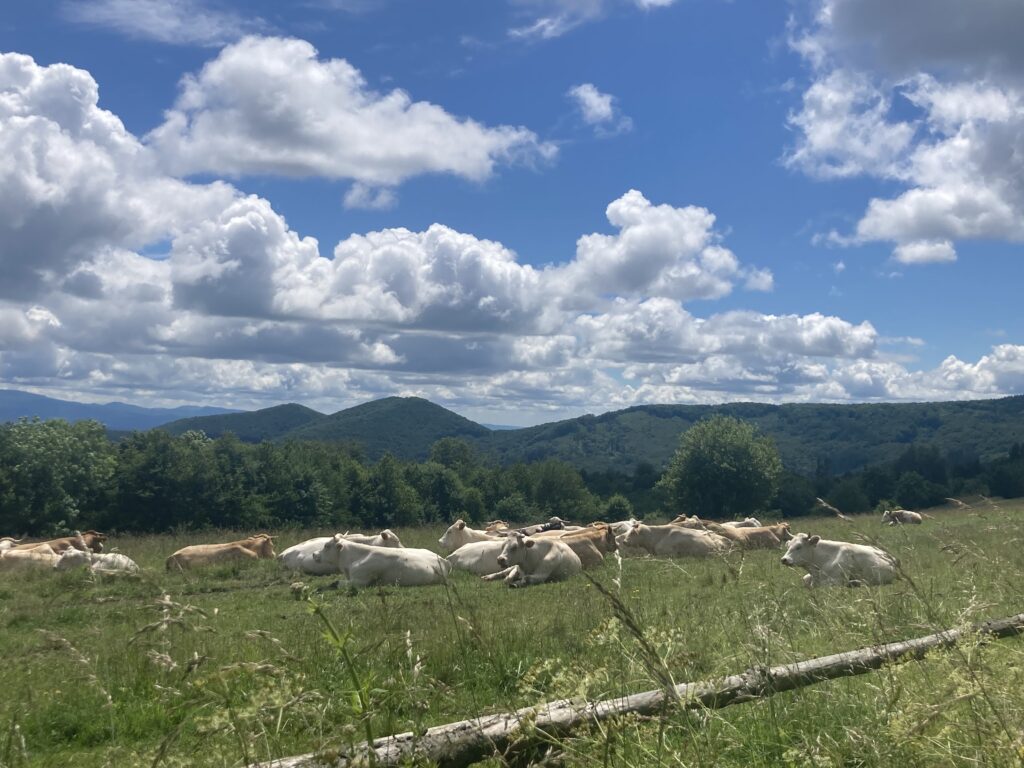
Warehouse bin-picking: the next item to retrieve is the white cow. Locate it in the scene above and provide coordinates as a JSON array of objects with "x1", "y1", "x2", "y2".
[
  {"x1": 0, "y1": 537, "x2": 21, "y2": 551},
  {"x1": 278, "y1": 530, "x2": 403, "y2": 575},
  {"x1": 481, "y1": 532, "x2": 582, "y2": 587},
  {"x1": 54, "y1": 548, "x2": 141, "y2": 574},
  {"x1": 881, "y1": 509, "x2": 924, "y2": 525},
  {"x1": 619, "y1": 523, "x2": 729, "y2": 558},
  {"x1": 437, "y1": 520, "x2": 496, "y2": 553},
  {"x1": 447, "y1": 540, "x2": 507, "y2": 576},
  {"x1": 781, "y1": 533, "x2": 898, "y2": 587},
  {"x1": 313, "y1": 535, "x2": 451, "y2": 587},
  {"x1": 723, "y1": 517, "x2": 763, "y2": 528}
]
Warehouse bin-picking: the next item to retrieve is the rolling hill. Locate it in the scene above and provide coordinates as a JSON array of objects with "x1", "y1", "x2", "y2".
[
  {"x1": 283, "y1": 396, "x2": 491, "y2": 461},
  {"x1": 153, "y1": 393, "x2": 1024, "y2": 476},
  {"x1": 0, "y1": 389, "x2": 237, "y2": 431},
  {"x1": 480, "y1": 397, "x2": 1024, "y2": 475},
  {"x1": 161, "y1": 403, "x2": 324, "y2": 442}
]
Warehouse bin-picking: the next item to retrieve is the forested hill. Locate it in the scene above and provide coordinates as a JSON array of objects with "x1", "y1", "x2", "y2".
[
  {"x1": 161, "y1": 396, "x2": 491, "y2": 462},
  {"x1": 155, "y1": 394, "x2": 1024, "y2": 476},
  {"x1": 481, "y1": 397, "x2": 1024, "y2": 475},
  {"x1": 284, "y1": 396, "x2": 491, "y2": 460},
  {"x1": 162, "y1": 403, "x2": 324, "y2": 442}
]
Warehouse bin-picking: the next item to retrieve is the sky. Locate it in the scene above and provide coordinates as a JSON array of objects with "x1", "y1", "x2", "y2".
[{"x1": 0, "y1": 0, "x2": 1022, "y2": 426}]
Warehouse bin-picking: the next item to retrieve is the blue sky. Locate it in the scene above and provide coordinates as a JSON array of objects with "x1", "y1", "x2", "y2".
[{"x1": 1, "y1": 0, "x2": 1022, "y2": 425}]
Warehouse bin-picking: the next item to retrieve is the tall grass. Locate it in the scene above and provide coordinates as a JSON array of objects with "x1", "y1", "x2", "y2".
[{"x1": 2, "y1": 503, "x2": 1024, "y2": 766}]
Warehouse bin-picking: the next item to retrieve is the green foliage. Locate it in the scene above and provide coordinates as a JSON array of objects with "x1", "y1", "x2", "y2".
[
  {"x1": 658, "y1": 415, "x2": 783, "y2": 519},
  {"x1": 162, "y1": 403, "x2": 324, "y2": 441},
  {"x1": 0, "y1": 418, "x2": 115, "y2": 534},
  {"x1": 771, "y1": 472, "x2": 817, "y2": 518},
  {"x1": 604, "y1": 493, "x2": 634, "y2": 520},
  {"x1": 827, "y1": 477, "x2": 871, "y2": 514}
]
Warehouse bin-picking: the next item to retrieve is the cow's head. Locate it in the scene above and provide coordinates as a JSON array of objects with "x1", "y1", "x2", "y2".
[
  {"x1": 781, "y1": 533, "x2": 819, "y2": 567},
  {"x1": 496, "y1": 532, "x2": 534, "y2": 568},
  {"x1": 776, "y1": 522, "x2": 793, "y2": 542},
  {"x1": 438, "y1": 520, "x2": 467, "y2": 551},
  {"x1": 250, "y1": 534, "x2": 276, "y2": 559},
  {"x1": 378, "y1": 529, "x2": 402, "y2": 548}
]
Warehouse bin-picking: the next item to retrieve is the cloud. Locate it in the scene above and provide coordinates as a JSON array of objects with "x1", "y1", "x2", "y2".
[
  {"x1": 147, "y1": 36, "x2": 557, "y2": 186},
  {"x1": 788, "y1": 1, "x2": 1024, "y2": 263},
  {"x1": 2, "y1": 50, "x2": 1021, "y2": 420},
  {"x1": 567, "y1": 83, "x2": 633, "y2": 136},
  {"x1": 509, "y1": 0, "x2": 677, "y2": 40},
  {"x1": 62, "y1": 0, "x2": 266, "y2": 46}
]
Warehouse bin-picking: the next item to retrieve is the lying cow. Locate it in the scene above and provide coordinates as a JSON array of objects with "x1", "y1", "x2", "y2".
[
  {"x1": 881, "y1": 509, "x2": 924, "y2": 525},
  {"x1": 482, "y1": 532, "x2": 582, "y2": 587},
  {"x1": 723, "y1": 517, "x2": 763, "y2": 528},
  {"x1": 619, "y1": 523, "x2": 728, "y2": 558},
  {"x1": 166, "y1": 534, "x2": 276, "y2": 571},
  {"x1": 278, "y1": 530, "x2": 403, "y2": 574},
  {"x1": 13, "y1": 530, "x2": 106, "y2": 554},
  {"x1": 54, "y1": 548, "x2": 141, "y2": 575},
  {"x1": 697, "y1": 521, "x2": 791, "y2": 550},
  {"x1": 447, "y1": 540, "x2": 507, "y2": 576},
  {"x1": 0, "y1": 549, "x2": 61, "y2": 571},
  {"x1": 438, "y1": 520, "x2": 497, "y2": 553},
  {"x1": 781, "y1": 533, "x2": 897, "y2": 587},
  {"x1": 313, "y1": 535, "x2": 451, "y2": 587},
  {"x1": 0, "y1": 537, "x2": 21, "y2": 551}
]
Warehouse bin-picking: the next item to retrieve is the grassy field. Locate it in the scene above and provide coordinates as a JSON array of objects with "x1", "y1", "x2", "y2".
[{"x1": 3, "y1": 500, "x2": 1024, "y2": 767}]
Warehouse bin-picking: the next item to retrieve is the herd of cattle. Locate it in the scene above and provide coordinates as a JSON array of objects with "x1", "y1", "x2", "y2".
[{"x1": 0, "y1": 508, "x2": 923, "y2": 588}]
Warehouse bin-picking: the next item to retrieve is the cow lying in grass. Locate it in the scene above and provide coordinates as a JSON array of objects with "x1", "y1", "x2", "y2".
[
  {"x1": 278, "y1": 530, "x2": 403, "y2": 574},
  {"x1": 882, "y1": 509, "x2": 924, "y2": 525},
  {"x1": 54, "y1": 548, "x2": 141, "y2": 574},
  {"x1": 312, "y1": 535, "x2": 450, "y2": 587},
  {"x1": 482, "y1": 532, "x2": 582, "y2": 587},
  {"x1": 12, "y1": 531, "x2": 107, "y2": 554},
  {"x1": 618, "y1": 523, "x2": 728, "y2": 558},
  {"x1": 0, "y1": 549, "x2": 61, "y2": 571},
  {"x1": 781, "y1": 533, "x2": 897, "y2": 587},
  {"x1": 437, "y1": 520, "x2": 498, "y2": 553},
  {"x1": 166, "y1": 534, "x2": 276, "y2": 570}
]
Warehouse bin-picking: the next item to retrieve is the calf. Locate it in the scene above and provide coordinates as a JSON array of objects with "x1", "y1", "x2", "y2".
[
  {"x1": 882, "y1": 509, "x2": 924, "y2": 525},
  {"x1": 313, "y1": 535, "x2": 450, "y2": 587},
  {"x1": 166, "y1": 534, "x2": 275, "y2": 571},
  {"x1": 781, "y1": 533, "x2": 897, "y2": 587},
  {"x1": 619, "y1": 523, "x2": 728, "y2": 558},
  {"x1": 482, "y1": 532, "x2": 582, "y2": 587},
  {"x1": 278, "y1": 530, "x2": 403, "y2": 574}
]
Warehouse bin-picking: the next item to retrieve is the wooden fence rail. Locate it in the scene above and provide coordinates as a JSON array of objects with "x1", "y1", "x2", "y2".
[{"x1": 257, "y1": 612, "x2": 1024, "y2": 768}]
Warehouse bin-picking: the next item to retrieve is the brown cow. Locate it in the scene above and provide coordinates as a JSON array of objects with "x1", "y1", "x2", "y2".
[
  {"x1": 696, "y1": 520, "x2": 790, "y2": 550},
  {"x1": 166, "y1": 534, "x2": 276, "y2": 571},
  {"x1": 12, "y1": 530, "x2": 106, "y2": 554},
  {"x1": 562, "y1": 524, "x2": 618, "y2": 555}
]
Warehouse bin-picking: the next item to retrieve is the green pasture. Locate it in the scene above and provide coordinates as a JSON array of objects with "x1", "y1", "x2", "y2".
[{"x1": 3, "y1": 501, "x2": 1024, "y2": 767}]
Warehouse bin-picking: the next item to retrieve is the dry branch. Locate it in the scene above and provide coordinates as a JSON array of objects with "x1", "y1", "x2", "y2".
[{"x1": 257, "y1": 612, "x2": 1024, "y2": 768}]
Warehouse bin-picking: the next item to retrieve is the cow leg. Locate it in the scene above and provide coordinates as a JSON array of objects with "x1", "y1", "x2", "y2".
[{"x1": 482, "y1": 566, "x2": 516, "y2": 582}]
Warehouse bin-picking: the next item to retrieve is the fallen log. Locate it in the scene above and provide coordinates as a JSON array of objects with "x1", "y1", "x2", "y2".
[{"x1": 258, "y1": 612, "x2": 1024, "y2": 768}]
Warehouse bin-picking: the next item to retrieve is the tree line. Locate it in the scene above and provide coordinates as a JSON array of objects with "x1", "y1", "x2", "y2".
[{"x1": 1, "y1": 416, "x2": 1022, "y2": 536}]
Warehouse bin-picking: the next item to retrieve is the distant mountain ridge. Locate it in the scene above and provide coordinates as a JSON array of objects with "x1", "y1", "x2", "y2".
[
  {"x1": 6, "y1": 388, "x2": 1024, "y2": 477},
  {"x1": 0, "y1": 389, "x2": 238, "y2": 432}
]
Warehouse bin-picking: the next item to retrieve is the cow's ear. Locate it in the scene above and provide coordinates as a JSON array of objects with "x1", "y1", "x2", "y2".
[
  {"x1": 381, "y1": 531, "x2": 390, "y2": 540},
  {"x1": 456, "y1": 520, "x2": 466, "y2": 530},
  {"x1": 808, "y1": 535, "x2": 820, "y2": 545},
  {"x1": 525, "y1": 539, "x2": 535, "y2": 548}
]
